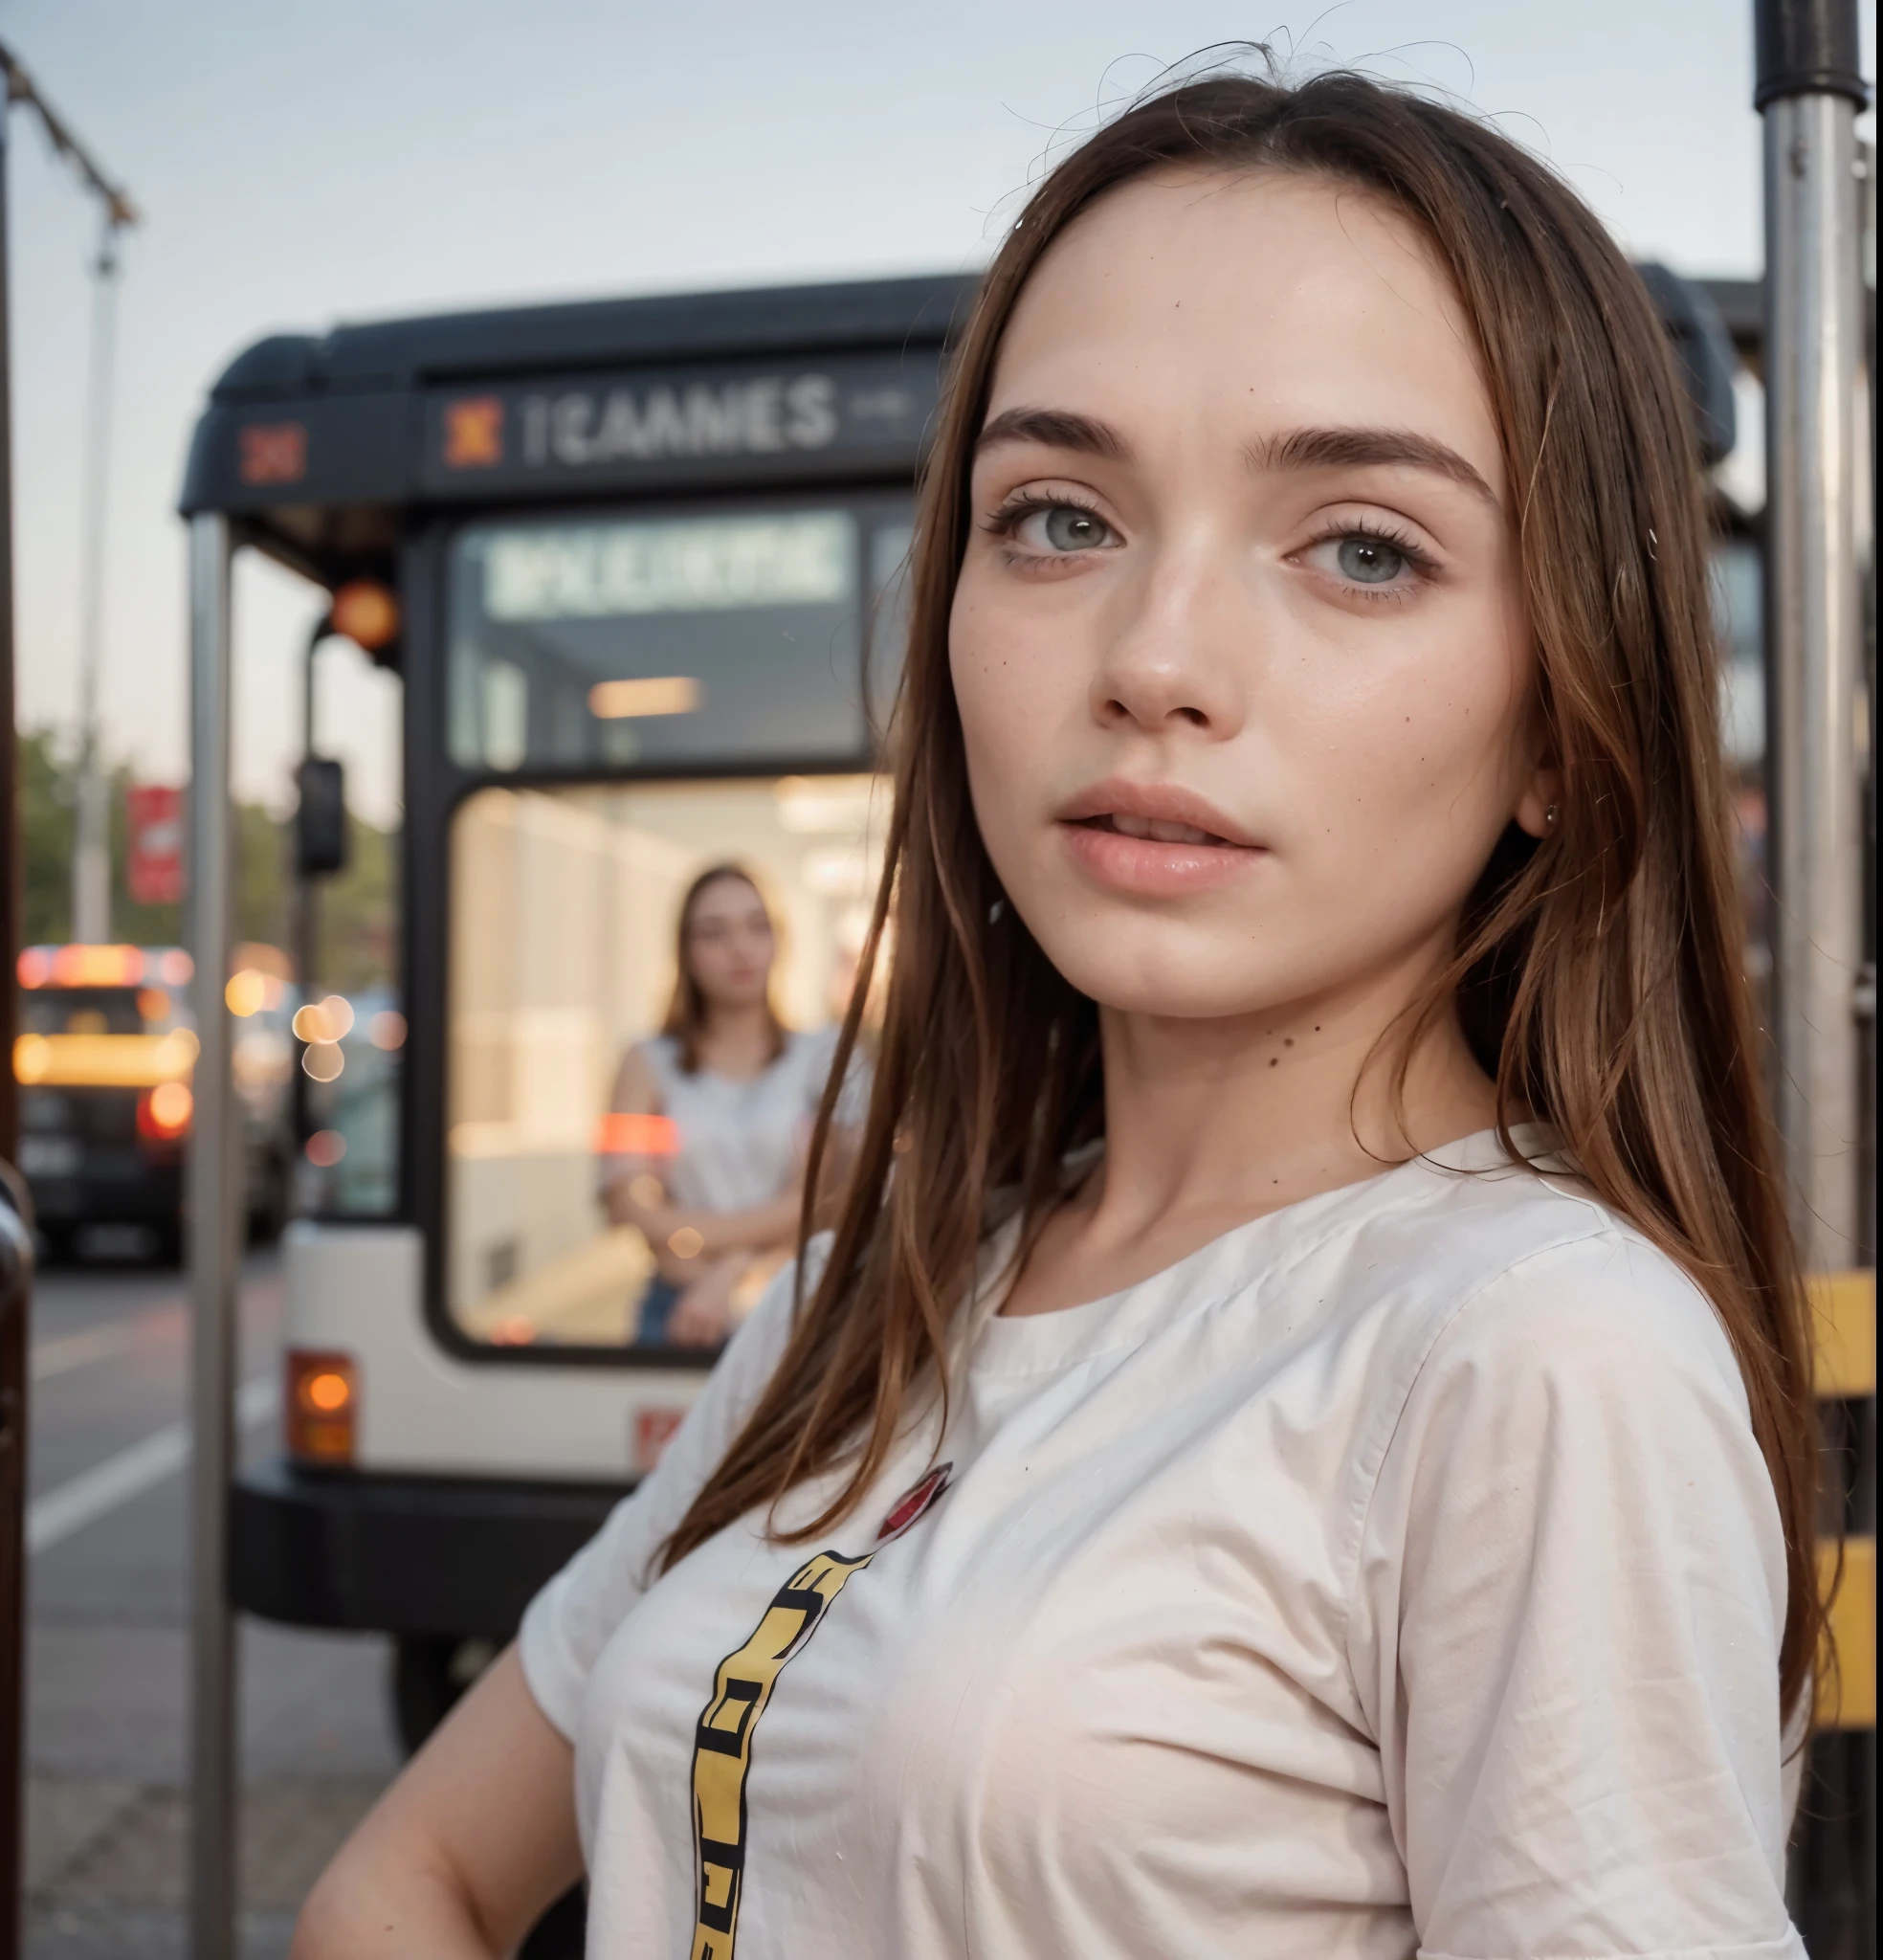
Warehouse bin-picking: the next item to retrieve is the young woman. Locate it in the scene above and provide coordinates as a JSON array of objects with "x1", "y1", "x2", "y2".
[
  {"x1": 601, "y1": 864, "x2": 840, "y2": 1348},
  {"x1": 298, "y1": 69, "x2": 1820, "y2": 1960}
]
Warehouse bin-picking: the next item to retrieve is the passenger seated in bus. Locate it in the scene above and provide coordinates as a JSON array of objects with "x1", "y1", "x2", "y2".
[{"x1": 598, "y1": 863, "x2": 855, "y2": 1348}]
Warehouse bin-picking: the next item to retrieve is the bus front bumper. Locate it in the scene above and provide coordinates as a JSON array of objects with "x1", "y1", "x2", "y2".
[{"x1": 230, "y1": 1459, "x2": 631, "y2": 1639}]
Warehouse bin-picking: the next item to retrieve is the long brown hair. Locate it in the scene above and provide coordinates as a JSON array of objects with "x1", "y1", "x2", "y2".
[
  {"x1": 660, "y1": 863, "x2": 785, "y2": 1075},
  {"x1": 659, "y1": 69, "x2": 1822, "y2": 1722}
]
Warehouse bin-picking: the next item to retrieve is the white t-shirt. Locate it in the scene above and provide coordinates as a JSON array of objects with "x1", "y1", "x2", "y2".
[
  {"x1": 605, "y1": 1028, "x2": 849, "y2": 1214},
  {"x1": 521, "y1": 1127, "x2": 1804, "y2": 1960}
]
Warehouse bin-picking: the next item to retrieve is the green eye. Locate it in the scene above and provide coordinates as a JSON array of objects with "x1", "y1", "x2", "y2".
[
  {"x1": 1042, "y1": 505, "x2": 1109, "y2": 550},
  {"x1": 1336, "y1": 536, "x2": 1407, "y2": 584}
]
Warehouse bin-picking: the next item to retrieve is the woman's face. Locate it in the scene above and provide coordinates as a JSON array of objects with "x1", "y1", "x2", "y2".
[
  {"x1": 951, "y1": 168, "x2": 1549, "y2": 1025},
  {"x1": 685, "y1": 876, "x2": 775, "y2": 1012}
]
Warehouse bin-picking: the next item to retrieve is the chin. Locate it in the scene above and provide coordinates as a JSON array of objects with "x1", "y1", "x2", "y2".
[{"x1": 1030, "y1": 920, "x2": 1297, "y2": 1022}]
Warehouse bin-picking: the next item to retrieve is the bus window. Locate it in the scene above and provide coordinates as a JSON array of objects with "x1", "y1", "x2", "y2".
[
  {"x1": 448, "y1": 503, "x2": 911, "y2": 774},
  {"x1": 446, "y1": 773, "x2": 885, "y2": 1349},
  {"x1": 1713, "y1": 538, "x2": 1764, "y2": 776},
  {"x1": 866, "y1": 522, "x2": 915, "y2": 735},
  {"x1": 19, "y1": 986, "x2": 155, "y2": 1036},
  {"x1": 1709, "y1": 537, "x2": 1770, "y2": 1025}
]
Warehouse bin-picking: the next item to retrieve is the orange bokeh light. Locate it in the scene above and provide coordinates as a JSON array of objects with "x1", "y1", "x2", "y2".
[
  {"x1": 330, "y1": 580, "x2": 400, "y2": 653},
  {"x1": 302, "y1": 1370, "x2": 351, "y2": 1414}
]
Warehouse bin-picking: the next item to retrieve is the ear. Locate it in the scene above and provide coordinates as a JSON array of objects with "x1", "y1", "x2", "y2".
[{"x1": 1513, "y1": 765, "x2": 1562, "y2": 841}]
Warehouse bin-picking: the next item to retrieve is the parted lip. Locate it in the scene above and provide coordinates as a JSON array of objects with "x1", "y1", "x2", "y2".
[{"x1": 1054, "y1": 777, "x2": 1264, "y2": 850}]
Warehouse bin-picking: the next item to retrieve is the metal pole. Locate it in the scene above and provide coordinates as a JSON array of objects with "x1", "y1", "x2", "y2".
[
  {"x1": 186, "y1": 510, "x2": 237, "y2": 1960},
  {"x1": 71, "y1": 210, "x2": 122, "y2": 947},
  {"x1": 0, "y1": 73, "x2": 28, "y2": 1960},
  {"x1": 1758, "y1": 0, "x2": 1868, "y2": 1273},
  {"x1": 291, "y1": 621, "x2": 325, "y2": 1168},
  {"x1": 296, "y1": 620, "x2": 322, "y2": 997}
]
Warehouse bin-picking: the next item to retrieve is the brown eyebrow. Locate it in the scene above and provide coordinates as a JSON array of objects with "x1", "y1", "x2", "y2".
[
  {"x1": 974, "y1": 407, "x2": 1133, "y2": 463},
  {"x1": 1252, "y1": 426, "x2": 1500, "y2": 506}
]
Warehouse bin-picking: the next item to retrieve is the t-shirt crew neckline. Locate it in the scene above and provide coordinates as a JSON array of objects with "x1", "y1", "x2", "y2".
[{"x1": 967, "y1": 1121, "x2": 1562, "y2": 1378}]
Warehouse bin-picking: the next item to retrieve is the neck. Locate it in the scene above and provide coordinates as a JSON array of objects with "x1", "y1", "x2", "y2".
[
  {"x1": 700, "y1": 999, "x2": 772, "y2": 1047},
  {"x1": 1085, "y1": 939, "x2": 1495, "y2": 1240}
]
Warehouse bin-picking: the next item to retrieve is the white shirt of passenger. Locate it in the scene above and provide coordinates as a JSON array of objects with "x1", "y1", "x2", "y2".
[
  {"x1": 521, "y1": 1126, "x2": 1804, "y2": 1959},
  {"x1": 604, "y1": 1027, "x2": 849, "y2": 1215}
]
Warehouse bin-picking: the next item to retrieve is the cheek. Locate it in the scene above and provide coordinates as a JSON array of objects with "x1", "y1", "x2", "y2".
[
  {"x1": 948, "y1": 574, "x2": 1070, "y2": 865},
  {"x1": 1295, "y1": 580, "x2": 1527, "y2": 805}
]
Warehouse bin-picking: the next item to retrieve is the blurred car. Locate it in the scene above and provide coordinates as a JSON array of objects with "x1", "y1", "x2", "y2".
[{"x1": 13, "y1": 943, "x2": 296, "y2": 1261}]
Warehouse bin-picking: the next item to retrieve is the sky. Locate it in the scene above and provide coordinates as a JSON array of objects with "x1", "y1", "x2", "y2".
[{"x1": 1, "y1": 0, "x2": 1874, "y2": 827}]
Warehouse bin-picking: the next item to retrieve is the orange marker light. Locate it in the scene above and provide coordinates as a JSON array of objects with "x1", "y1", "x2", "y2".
[
  {"x1": 304, "y1": 1371, "x2": 350, "y2": 1414},
  {"x1": 285, "y1": 1349, "x2": 357, "y2": 1463},
  {"x1": 330, "y1": 580, "x2": 400, "y2": 654}
]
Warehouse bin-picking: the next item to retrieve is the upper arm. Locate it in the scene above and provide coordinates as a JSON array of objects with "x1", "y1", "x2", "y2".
[
  {"x1": 297, "y1": 1646, "x2": 580, "y2": 1958},
  {"x1": 610, "y1": 1043, "x2": 662, "y2": 1116},
  {"x1": 1356, "y1": 1234, "x2": 1800, "y2": 1958},
  {"x1": 600, "y1": 1045, "x2": 665, "y2": 1204}
]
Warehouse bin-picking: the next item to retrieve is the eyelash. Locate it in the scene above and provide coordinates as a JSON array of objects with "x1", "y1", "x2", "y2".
[
  {"x1": 981, "y1": 495, "x2": 1443, "y2": 600},
  {"x1": 981, "y1": 492, "x2": 1112, "y2": 559},
  {"x1": 1299, "y1": 517, "x2": 1441, "y2": 603}
]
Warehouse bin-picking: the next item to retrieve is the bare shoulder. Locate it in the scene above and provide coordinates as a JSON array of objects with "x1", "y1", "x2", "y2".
[{"x1": 611, "y1": 1040, "x2": 664, "y2": 1111}]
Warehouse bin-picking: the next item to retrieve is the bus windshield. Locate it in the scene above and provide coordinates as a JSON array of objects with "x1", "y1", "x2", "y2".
[
  {"x1": 20, "y1": 987, "x2": 161, "y2": 1036},
  {"x1": 446, "y1": 773, "x2": 885, "y2": 1352},
  {"x1": 448, "y1": 501, "x2": 912, "y2": 773}
]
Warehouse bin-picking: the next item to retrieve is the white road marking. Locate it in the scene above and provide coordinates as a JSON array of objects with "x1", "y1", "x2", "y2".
[
  {"x1": 32, "y1": 1301, "x2": 188, "y2": 1383},
  {"x1": 31, "y1": 1323, "x2": 142, "y2": 1382},
  {"x1": 27, "y1": 1375, "x2": 280, "y2": 1557}
]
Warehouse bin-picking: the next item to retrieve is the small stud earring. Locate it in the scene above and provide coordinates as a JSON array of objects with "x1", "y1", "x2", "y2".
[
  {"x1": 1544, "y1": 804, "x2": 1559, "y2": 830},
  {"x1": 987, "y1": 899, "x2": 1006, "y2": 924}
]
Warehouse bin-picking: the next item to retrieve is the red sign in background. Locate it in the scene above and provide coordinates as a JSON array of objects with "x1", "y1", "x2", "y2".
[{"x1": 125, "y1": 784, "x2": 184, "y2": 905}]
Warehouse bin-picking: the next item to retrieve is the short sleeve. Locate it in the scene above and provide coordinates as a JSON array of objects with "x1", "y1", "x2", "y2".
[
  {"x1": 518, "y1": 1249, "x2": 809, "y2": 1739},
  {"x1": 1352, "y1": 1230, "x2": 1804, "y2": 1960}
]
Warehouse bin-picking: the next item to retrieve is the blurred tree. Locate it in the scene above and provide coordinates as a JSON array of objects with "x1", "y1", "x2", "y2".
[
  {"x1": 15, "y1": 727, "x2": 397, "y2": 995},
  {"x1": 18, "y1": 729, "x2": 76, "y2": 947},
  {"x1": 319, "y1": 813, "x2": 399, "y2": 995}
]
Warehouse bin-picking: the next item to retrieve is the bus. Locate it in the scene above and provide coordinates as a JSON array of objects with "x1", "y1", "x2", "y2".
[{"x1": 183, "y1": 274, "x2": 971, "y2": 1745}]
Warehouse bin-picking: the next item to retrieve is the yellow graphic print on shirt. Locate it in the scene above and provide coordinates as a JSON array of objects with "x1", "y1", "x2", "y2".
[{"x1": 688, "y1": 1463, "x2": 952, "y2": 1960}]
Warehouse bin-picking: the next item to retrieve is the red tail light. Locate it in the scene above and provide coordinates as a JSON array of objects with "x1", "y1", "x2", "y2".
[{"x1": 136, "y1": 1081, "x2": 193, "y2": 1141}]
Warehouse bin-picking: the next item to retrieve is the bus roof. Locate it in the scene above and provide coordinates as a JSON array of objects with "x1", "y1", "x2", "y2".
[
  {"x1": 178, "y1": 273, "x2": 978, "y2": 588},
  {"x1": 179, "y1": 263, "x2": 1744, "y2": 598}
]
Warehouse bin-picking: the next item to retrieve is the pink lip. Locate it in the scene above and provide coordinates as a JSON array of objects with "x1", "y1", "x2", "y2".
[
  {"x1": 1056, "y1": 778, "x2": 1261, "y2": 847},
  {"x1": 1054, "y1": 778, "x2": 1267, "y2": 897}
]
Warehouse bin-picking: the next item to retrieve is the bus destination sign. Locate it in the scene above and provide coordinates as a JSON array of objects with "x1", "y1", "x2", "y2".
[{"x1": 420, "y1": 348, "x2": 941, "y2": 497}]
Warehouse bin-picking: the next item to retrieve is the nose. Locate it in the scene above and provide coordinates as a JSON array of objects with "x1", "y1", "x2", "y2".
[{"x1": 1089, "y1": 543, "x2": 1248, "y2": 739}]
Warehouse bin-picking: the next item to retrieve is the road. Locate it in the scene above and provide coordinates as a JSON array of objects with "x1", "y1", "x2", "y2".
[{"x1": 23, "y1": 1248, "x2": 400, "y2": 1959}]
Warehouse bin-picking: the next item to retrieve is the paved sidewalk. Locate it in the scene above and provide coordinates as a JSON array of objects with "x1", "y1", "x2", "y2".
[{"x1": 24, "y1": 1257, "x2": 402, "y2": 1956}]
